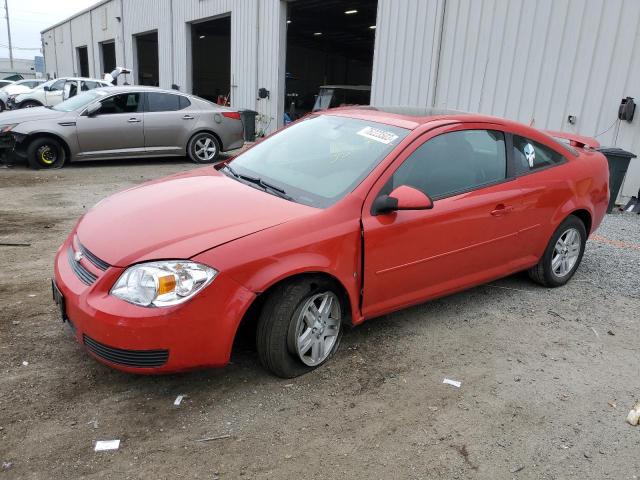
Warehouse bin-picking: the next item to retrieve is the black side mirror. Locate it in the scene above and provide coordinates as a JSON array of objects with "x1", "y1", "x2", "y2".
[
  {"x1": 43, "y1": 86, "x2": 50, "y2": 92},
  {"x1": 371, "y1": 186, "x2": 434, "y2": 216}
]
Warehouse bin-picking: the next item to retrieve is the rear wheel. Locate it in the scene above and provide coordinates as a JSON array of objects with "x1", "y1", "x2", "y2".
[
  {"x1": 187, "y1": 132, "x2": 220, "y2": 164},
  {"x1": 27, "y1": 137, "x2": 66, "y2": 169},
  {"x1": 528, "y1": 215, "x2": 586, "y2": 287},
  {"x1": 256, "y1": 278, "x2": 343, "y2": 378}
]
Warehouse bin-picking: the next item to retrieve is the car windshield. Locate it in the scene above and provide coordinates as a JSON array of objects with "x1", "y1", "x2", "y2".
[
  {"x1": 51, "y1": 90, "x2": 107, "y2": 112},
  {"x1": 228, "y1": 115, "x2": 409, "y2": 208}
]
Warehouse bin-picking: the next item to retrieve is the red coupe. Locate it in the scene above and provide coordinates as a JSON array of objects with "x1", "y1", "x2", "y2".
[{"x1": 52, "y1": 108, "x2": 609, "y2": 377}]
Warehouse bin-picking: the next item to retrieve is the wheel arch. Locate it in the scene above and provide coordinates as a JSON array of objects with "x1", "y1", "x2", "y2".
[
  {"x1": 17, "y1": 99, "x2": 44, "y2": 108},
  {"x1": 569, "y1": 208, "x2": 592, "y2": 236},
  {"x1": 230, "y1": 270, "x2": 355, "y2": 358},
  {"x1": 187, "y1": 129, "x2": 223, "y2": 152},
  {"x1": 23, "y1": 131, "x2": 71, "y2": 160}
]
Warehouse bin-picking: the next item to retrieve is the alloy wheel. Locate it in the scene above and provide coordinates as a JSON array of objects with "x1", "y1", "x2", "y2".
[
  {"x1": 551, "y1": 227, "x2": 581, "y2": 278},
  {"x1": 194, "y1": 136, "x2": 217, "y2": 162},
  {"x1": 294, "y1": 292, "x2": 341, "y2": 366}
]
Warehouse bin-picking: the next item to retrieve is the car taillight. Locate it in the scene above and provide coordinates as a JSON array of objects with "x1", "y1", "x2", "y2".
[{"x1": 222, "y1": 111, "x2": 241, "y2": 120}]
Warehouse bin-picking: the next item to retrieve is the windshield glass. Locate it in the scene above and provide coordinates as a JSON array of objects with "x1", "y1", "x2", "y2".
[
  {"x1": 228, "y1": 115, "x2": 409, "y2": 208},
  {"x1": 52, "y1": 89, "x2": 107, "y2": 112}
]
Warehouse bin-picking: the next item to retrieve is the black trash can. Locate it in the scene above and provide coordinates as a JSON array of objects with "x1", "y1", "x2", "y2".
[
  {"x1": 239, "y1": 110, "x2": 258, "y2": 142},
  {"x1": 597, "y1": 147, "x2": 637, "y2": 213}
]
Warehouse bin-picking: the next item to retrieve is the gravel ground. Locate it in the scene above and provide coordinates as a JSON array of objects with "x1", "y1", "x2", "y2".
[{"x1": 1, "y1": 159, "x2": 639, "y2": 480}]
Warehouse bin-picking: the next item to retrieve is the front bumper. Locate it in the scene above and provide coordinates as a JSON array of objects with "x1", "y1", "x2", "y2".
[{"x1": 53, "y1": 234, "x2": 256, "y2": 374}]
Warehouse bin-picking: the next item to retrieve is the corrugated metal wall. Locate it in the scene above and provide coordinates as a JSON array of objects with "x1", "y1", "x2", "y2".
[
  {"x1": 41, "y1": 0, "x2": 283, "y2": 123},
  {"x1": 372, "y1": 0, "x2": 640, "y2": 198},
  {"x1": 371, "y1": 0, "x2": 443, "y2": 107}
]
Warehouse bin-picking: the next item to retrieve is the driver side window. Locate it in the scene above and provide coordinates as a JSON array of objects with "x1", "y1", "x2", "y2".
[
  {"x1": 49, "y1": 79, "x2": 66, "y2": 92},
  {"x1": 98, "y1": 93, "x2": 141, "y2": 115},
  {"x1": 385, "y1": 129, "x2": 507, "y2": 200}
]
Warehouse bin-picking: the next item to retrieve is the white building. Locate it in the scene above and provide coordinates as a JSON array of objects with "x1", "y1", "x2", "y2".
[{"x1": 42, "y1": 0, "x2": 640, "y2": 201}]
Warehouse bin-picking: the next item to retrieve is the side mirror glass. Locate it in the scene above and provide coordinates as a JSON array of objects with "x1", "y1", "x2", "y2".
[
  {"x1": 86, "y1": 102, "x2": 101, "y2": 116},
  {"x1": 371, "y1": 185, "x2": 433, "y2": 215}
]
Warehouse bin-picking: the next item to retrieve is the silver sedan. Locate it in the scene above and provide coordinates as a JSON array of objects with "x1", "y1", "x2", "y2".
[{"x1": 0, "y1": 86, "x2": 244, "y2": 169}]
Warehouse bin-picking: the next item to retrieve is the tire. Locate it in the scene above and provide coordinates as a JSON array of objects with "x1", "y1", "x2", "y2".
[
  {"x1": 187, "y1": 132, "x2": 221, "y2": 164},
  {"x1": 20, "y1": 101, "x2": 42, "y2": 109},
  {"x1": 0, "y1": 101, "x2": 5, "y2": 112},
  {"x1": 528, "y1": 215, "x2": 587, "y2": 287},
  {"x1": 26, "y1": 137, "x2": 66, "y2": 170},
  {"x1": 256, "y1": 277, "x2": 344, "y2": 378}
]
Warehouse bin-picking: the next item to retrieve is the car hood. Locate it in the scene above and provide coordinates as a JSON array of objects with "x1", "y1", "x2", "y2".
[
  {"x1": 2, "y1": 107, "x2": 67, "y2": 125},
  {"x1": 2, "y1": 84, "x2": 31, "y2": 95},
  {"x1": 76, "y1": 168, "x2": 317, "y2": 267}
]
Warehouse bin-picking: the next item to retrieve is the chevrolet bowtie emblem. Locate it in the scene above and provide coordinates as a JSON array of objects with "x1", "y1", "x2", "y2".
[{"x1": 74, "y1": 251, "x2": 84, "y2": 262}]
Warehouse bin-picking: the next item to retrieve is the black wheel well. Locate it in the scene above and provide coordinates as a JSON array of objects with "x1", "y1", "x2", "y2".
[
  {"x1": 19, "y1": 99, "x2": 44, "y2": 107},
  {"x1": 25, "y1": 133, "x2": 71, "y2": 159},
  {"x1": 231, "y1": 272, "x2": 353, "y2": 356},
  {"x1": 188, "y1": 130, "x2": 223, "y2": 151},
  {"x1": 570, "y1": 209, "x2": 592, "y2": 235}
]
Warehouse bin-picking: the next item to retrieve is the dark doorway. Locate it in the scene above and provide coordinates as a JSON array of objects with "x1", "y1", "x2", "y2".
[
  {"x1": 285, "y1": 0, "x2": 377, "y2": 119},
  {"x1": 100, "y1": 41, "x2": 116, "y2": 77},
  {"x1": 77, "y1": 46, "x2": 89, "y2": 77},
  {"x1": 191, "y1": 16, "x2": 231, "y2": 103},
  {"x1": 135, "y1": 31, "x2": 159, "y2": 86}
]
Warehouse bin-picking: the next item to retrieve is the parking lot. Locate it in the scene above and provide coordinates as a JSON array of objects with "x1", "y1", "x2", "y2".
[{"x1": 1, "y1": 159, "x2": 639, "y2": 479}]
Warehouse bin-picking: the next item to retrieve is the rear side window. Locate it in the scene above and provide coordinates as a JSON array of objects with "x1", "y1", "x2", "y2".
[
  {"x1": 179, "y1": 96, "x2": 191, "y2": 109},
  {"x1": 146, "y1": 92, "x2": 187, "y2": 112},
  {"x1": 387, "y1": 130, "x2": 507, "y2": 200},
  {"x1": 513, "y1": 135, "x2": 565, "y2": 173}
]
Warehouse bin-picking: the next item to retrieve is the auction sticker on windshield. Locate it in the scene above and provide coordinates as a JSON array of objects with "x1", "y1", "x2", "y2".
[{"x1": 357, "y1": 126, "x2": 399, "y2": 145}]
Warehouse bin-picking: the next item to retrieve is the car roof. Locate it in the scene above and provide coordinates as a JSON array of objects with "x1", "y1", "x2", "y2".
[
  {"x1": 94, "y1": 85, "x2": 194, "y2": 96},
  {"x1": 59, "y1": 77, "x2": 110, "y2": 83},
  {"x1": 322, "y1": 106, "x2": 524, "y2": 130}
]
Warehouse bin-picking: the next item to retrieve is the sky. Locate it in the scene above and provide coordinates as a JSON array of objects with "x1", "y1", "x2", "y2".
[{"x1": 1, "y1": 0, "x2": 98, "y2": 60}]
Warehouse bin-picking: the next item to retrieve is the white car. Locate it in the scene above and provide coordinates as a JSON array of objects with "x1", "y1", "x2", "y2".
[
  {"x1": 10, "y1": 77, "x2": 111, "y2": 109},
  {"x1": 0, "y1": 79, "x2": 46, "y2": 112}
]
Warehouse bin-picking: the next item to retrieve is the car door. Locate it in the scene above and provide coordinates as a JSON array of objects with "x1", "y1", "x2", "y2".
[
  {"x1": 45, "y1": 79, "x2": 66, "y2": 105},
  {"x1": 361, "y1": 125, "x2": 523, "y2": 318},
  {"x1": 142, "y1": 92, "x2": 197, "y2": 155},
  {"x1": 75, "y1": 92, "x2": 145, "y2": 158}
]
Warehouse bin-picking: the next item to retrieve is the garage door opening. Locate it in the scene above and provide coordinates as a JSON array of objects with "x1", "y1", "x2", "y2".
[
  {"x1": 285, "y1": 0, "x2": 377, "y2": 120},
  {"x1": 76, "y1": 46, "x2": 89, "y2": 77},
  {"x1": 191, "y1": 16, "x2": 231, "y2": 104},
  {"x1": 100, "y1": 41, "x2": 116, "y2": 78},
  {"x1": 135, "y1": 31, "x2": 159, "y2": 86}
]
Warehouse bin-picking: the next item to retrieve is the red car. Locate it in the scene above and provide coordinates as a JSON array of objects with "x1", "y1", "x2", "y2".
[{"x1": 52, "y1": 108, "x2": 609, "y2": 377}]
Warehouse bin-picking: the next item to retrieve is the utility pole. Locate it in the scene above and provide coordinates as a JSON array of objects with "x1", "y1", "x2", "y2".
[{"x1": 4, "y1": 0, "x2": 13, "y2": 69}]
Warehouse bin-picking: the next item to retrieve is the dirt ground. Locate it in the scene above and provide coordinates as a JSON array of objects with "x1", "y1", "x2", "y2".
[{"x1": 1, "y1": 158, "x2": 639, "y2": 480}]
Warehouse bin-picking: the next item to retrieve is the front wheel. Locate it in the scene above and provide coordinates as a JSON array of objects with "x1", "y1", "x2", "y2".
[
  {"x1": 256, "y1": 278, "x2": 343, "y2": 378},
  {"x1": 528, "y1": 215, "x2": 586, "y2": 287},
  {"x1": 26, "y1": 137, "x2": 66, "y2": 169},
  {"x1": 20, "y1": 101, "x2": 42, "y2": 109},
  {"x1": 187, "y1": 132, "x2": 220, "y2": 164}
]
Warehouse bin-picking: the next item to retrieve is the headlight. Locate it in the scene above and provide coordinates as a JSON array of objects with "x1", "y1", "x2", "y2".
[
  {"x1": 0, "y1": 124, "x2": 17, "y2": 133},
  {"x1": 110, "y1": 261, "x2": 218, "y2": 307}
]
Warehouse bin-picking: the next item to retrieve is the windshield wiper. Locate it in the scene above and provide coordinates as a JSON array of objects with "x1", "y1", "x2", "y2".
[{"x1": 222, "y1": 165, "x2": 292, "y2": 200}]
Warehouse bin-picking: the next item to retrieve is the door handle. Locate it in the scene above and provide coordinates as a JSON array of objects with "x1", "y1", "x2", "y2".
[
  {"x1": 128, "y1": 118, "x2": 141, "y2": 123},
  {"x1": 490, "y1": 204, "x2": 513, "y2": 216},
  {"x1": 182, "y1": 115, "x2": 194, "y2": 120}
]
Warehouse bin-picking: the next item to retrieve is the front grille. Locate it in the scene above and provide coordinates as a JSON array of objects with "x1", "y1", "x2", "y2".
[
  {"x1": 67, "y1": 247, "x2": 97, "y2": 285},
  {"x1": 83, "y1": 334, "x2": 169, "y2": 368},
  {"x1": 77, "y1": 240, "x2": 110, "y2": 271}
]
